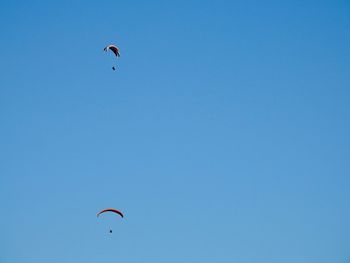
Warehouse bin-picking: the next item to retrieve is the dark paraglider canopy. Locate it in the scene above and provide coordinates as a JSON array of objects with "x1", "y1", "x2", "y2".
[
  {"x1": 97, "y1": 208, "x2": 124, "y2": 218},
  {"x1": 104, "y1": 44, "x2": 120, "y2": 58}
]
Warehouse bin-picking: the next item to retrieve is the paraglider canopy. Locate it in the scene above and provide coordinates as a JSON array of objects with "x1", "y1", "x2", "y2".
[
  {"x1": 104, "y1": 44, "x2": 120, "y2": 58},
  {"x1": 97, "y1": 208, "x2": 124, "y2": 218}
]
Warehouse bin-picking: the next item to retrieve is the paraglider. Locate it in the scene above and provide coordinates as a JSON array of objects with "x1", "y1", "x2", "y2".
[
  {"x1": 97, "y1": 208, "x2": 124, "y2": 233},
  {"x1": 104, "y1": 44, "x2": 120, "y2": 70}
]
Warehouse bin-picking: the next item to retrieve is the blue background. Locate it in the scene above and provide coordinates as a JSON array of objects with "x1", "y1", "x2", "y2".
[{"x1": 1, "y1": 1, "x2": 350, "y2": 262}]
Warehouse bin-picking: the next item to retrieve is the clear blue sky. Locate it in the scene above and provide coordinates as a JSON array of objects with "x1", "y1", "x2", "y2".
[{"x1": 1, "y1": 0, "x2": 350, "y2": 262}]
